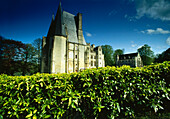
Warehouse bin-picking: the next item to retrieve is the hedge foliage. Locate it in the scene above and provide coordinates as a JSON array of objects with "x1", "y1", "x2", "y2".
[{"x1": 0, "y1": 61, "x2": 170, "y2": 119}]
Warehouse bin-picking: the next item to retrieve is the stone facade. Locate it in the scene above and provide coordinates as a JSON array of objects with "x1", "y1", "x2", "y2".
[
  {"x1": 116, "y1": 53, "x2": 143, "y2": 67},
  {"x1": 41, "y1": 3, "x2": 105, "y2": 73}
]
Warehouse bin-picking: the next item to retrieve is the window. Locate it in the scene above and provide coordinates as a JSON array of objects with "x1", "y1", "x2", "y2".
[
  {"x1": 75, "y1": 55, "x2": 77, "y2": 59},
  {"x1": 91, "y1": 61, "x2": 93, "y2": 66},
  {"x1": 91, "y1": 55, "x2": 93, "y2": 59},
  {"x1": 94, "y1": 61, "x2": 96, "y2": 66}
]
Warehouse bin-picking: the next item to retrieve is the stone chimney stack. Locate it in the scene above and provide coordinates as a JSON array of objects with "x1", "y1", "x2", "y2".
[
  {"x1": 77, "y1": 13, "x2": 82, "y2": 30},
  {"x1": 76, "y1": 13, "x2": 84, "y2": 44}
]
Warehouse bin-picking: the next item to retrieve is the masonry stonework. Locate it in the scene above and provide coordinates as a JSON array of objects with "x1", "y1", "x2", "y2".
[{"x1": 41, "y1": 3, "x2": 105, "y2": 73}]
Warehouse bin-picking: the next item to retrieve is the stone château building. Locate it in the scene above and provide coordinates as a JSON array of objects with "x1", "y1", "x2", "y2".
[
  {"x1": 116, "y1": 52, "x2": 143, "y2": 67},
  {"x1": 41, "y1": 2, "x2": 105, "y2": 73}
]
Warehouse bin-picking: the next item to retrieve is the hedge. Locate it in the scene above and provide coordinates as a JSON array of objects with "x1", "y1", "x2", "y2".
[{"x1": 0, "y1": 61, "x2": 169, "y2": 119}]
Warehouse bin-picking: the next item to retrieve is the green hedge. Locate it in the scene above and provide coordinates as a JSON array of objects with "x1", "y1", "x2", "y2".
[{"x1": 0, "y1": 61, "x2": 170, "y2": 119}]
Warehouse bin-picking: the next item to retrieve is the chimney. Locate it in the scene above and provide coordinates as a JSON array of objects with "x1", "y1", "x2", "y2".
[{"x1": 77, "y1": 13, "x2": 82, "y2": 30}]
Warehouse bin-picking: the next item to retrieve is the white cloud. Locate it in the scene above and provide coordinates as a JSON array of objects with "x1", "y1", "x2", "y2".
[
  {"x1": 130, "y1": 41, "x2": 138, "y2": 48},
  {"x1": 85, "y1": 32, "x2": 92, "y2": 37},
  {"x1": 131, "y1": 44, "x2": 137, "y2": 47},
  {"x1": 134, "y1": 0, "x2": 170, "y2": 21},
  {"x1": 166, "y1": 36, "x2": 170, "y2": 45},
  {"x1": 141, "y1": 31, "x2": 145, "y2": 34},
  {"x1": 142, "y1": 28, "x2": 170, "y2": 34}
]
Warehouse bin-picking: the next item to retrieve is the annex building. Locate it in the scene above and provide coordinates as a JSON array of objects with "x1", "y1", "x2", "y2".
[
  {"x1": 116, "y1": 52, "x2": 143, "y2": 67},
  {"x1": 41, "y1": 3, "x2": 105, "y2": 73}
]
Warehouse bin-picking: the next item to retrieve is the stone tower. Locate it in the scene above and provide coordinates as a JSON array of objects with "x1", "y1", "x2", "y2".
[{"x1": 41, "y1": 2, "x2": 105, "y2": 74}]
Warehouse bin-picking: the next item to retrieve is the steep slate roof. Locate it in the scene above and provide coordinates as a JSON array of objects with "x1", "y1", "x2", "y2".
[
  {"x1": 47, "y1": 2, "x2": 86, "y2": 45},
  {"x1": 63, "y1": 11, "x2": 86, "y2": 45},
  {"x1": 119, "y1": 53, "x2": 138, "y2": 60},
  {"x1": 47, "y1": 2, "x2": 66, "y2": 37},
  {"x1": 54, "y1": 2, "x2": 66, "y2": 36},
  {"x1": 63, "y1": 11, "x2": 79, "y2": 44}
]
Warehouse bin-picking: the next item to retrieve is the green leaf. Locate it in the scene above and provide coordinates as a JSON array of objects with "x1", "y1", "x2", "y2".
[
  {"x1": 68, "y1": 97, "x2": 72, "y2": 106},
  {"x1": 33, "y1": 109, "x2": 37, "y2": 114},
  {"x1": 116, "y1": 103, "x2": 120, "y2": 113},
  {"x1": 40, "y1": 82, "x2": 43, "y2": 87},
  {"x1": 44, "y1": 115, "x2": 51, "y2": 118},
  {"x1": 33, "y1": 115, "x2": 37, "y2": 119},
  {"x1": 26, "y1": 111, "x2": 33, "y2": 118}
]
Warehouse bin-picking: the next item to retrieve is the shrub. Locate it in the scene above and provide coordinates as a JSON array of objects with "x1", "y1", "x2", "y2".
[{"x1": 0, "y1": 61, "x2": 169, "y2": 118}]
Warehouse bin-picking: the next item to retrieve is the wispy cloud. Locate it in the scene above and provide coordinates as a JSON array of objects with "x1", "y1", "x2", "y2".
[
  {"x1": 156, "y1": 46, "x2": 168, "y2": 50},
  {"x1": 134, "y1": 0, "x2": 170, "y2": 21},
  {"x1": 124, "y1": 14, "x2": 136, "y2": 22},
  {"x1": 108, "y1": 10, "x2": 117, "y2": 16},
  {"x1": 141, "y1": 28, "x2": 170, "y2": 35},
  {"x1": 85, "y1": 32, "x2": 92, "y2": 37},
  {"x1": 166, "y1": 36, "x2": 170, "y2": 45},
  {"x1": 131, "y1": 44, "x2": 137, "y2": 47},
  {"x1": 130, "y1": 41, "x2": 138, "y2": 48}
]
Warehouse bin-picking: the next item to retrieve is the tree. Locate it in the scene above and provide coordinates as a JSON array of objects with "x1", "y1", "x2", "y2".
[
  {"x1": 154, "y1": 48, "x2": 170, "y2": 63},
  {"x1": 137, "y1": 44, "x2": 154, "y2": 65},
  {"x1": 101, "y1": 45, "x2": 114, "y2": 66},
  {"x1": 0, "y1": 36, "x2": 40, "y2": 75},
  {"x1": 21, "y1": 44, "x2": 38, "y2": 75},
  {"x1": 32, "y1": 38, "x2": 42, "y2": 64},
  {"x1": 0, "y1": 36, "x2": 25, "y2": 75},
  {"x1": 32, "y1": 38, "x2": 42, "y2": 72},
  {"x1": 113, "y1": 49, "x2": 124, "y2": 65}
]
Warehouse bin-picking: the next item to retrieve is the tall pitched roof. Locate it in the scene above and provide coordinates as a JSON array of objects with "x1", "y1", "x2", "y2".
[
  {"x1": 47, "y1": 2, "x2": 86, "y2": 45},
  {"x1": 47, "y1": 2, "x2": 66, "y2": 37},
  {"x1": 63, "y1": 11, "x2": 79, "y2": 43}
]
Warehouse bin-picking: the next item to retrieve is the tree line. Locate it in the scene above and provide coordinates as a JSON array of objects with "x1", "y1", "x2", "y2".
[
  {"x1": 0, "y1": 35, "x2": 169, "y2": 75},
  {"x1": 101, "y1": 44, "x2": 170, "y2": 66},
  {"x1": 0, "y1": 36, "x2": 42, "y2": 76}
]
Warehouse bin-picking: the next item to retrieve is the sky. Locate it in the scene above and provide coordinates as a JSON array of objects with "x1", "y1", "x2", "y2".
[{"x1": 0, "y1": 0, "x2": 170, "y2": 54}]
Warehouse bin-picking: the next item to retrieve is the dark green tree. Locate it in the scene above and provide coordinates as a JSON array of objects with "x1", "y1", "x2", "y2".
[
  {"x1": 137, "y1": 44, "x2": 154, "y2": 65},
  {"x1": 154, "y1": 48, "x2": 170, "y2": 63},
  {"x1": 101, "y1": 45, "x2": 114, "y2": 66},
  {"x1": 0, "y1": 36, "x2": 25, "y2": 75},
  {"x1": 113, "y1": 49, "x2": 124, "y2": 65},
  {"x1": 0, "y1": 36, "x2": 40, "y2": 75},
  {"x1": 21, "y1": 44, "x2": 38, "y2": 75}
]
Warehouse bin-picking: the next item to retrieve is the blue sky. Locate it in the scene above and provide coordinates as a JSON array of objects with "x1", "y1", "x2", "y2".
[{"x1": 0, "y1": 0, "x2": 170, "y2": 54}]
